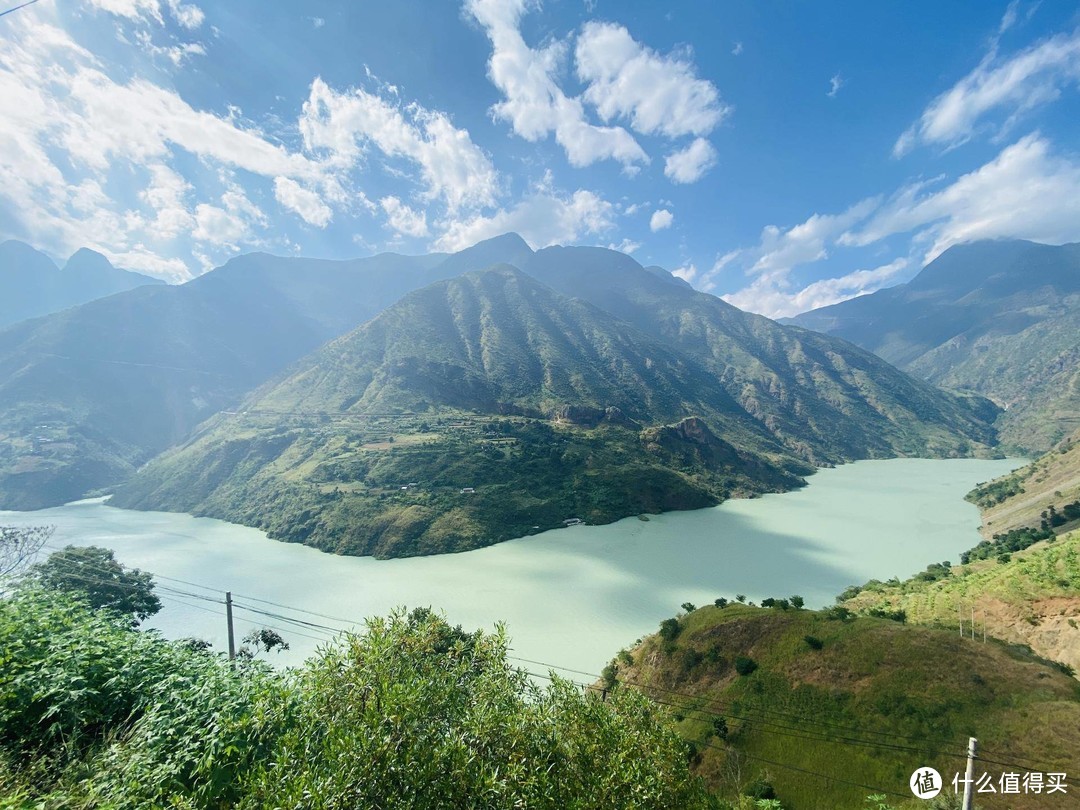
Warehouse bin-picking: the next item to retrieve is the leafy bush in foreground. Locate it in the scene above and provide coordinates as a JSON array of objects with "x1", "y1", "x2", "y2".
[{"x1": 0, "y1": 591, "x2": 711, "y2": 809}]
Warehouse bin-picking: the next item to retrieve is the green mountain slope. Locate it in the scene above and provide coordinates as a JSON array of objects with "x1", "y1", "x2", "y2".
[
  {"x1": 788, "y1": 240, "x2": 1080, "y2": 450},
  {"x1": 111, "y1": 266, "x2": 810, "y2": 557},
  {"x1": 616, "y1": 603, "x2": 1080, "y2": 809},
  {"x1": 113, "y1": 262, "x2": 997, "y2": 558},
  {"x1": 0, "y1": 236, "x2": 531, "y2": 509},
  {"x1": 523, "y1": 246, "x2": 999, "y2": 463},
  {"x1": 0, "y1": 241, "x2": 164, "y2": 329}
]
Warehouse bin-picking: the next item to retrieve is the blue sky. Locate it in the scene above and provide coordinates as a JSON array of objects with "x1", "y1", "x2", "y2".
[{"x1": 1, "y1": 0, "x2": 1079, "y2": 317}]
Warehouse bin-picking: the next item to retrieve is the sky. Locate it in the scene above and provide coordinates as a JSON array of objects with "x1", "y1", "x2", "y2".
[{"x1": 1, "y1": 0, "x2": 1080, "y2": 317}]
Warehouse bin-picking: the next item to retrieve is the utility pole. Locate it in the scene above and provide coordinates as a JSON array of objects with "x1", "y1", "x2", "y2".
[
  {"x1": 962, "y1": 737, "x2": 977, "y2": 810},
  {"x1": 970, "y1": 605, "x2": 975, "y2": 640},
  {"x1": 225, "y1": 591, "x2": 236, "y2": 661},
  {"x1": 959, "y1": 601, "x2": 964, "y2": 637}
]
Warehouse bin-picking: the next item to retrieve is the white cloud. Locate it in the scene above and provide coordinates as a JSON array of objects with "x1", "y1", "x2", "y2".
[
  {"x1": 312, "y1": 16, "x2": 325, "y2": 28},
  {"x1": 465, "y1": 0, "x2": 647, "y2": 169},
  {"x1": 672, "y1": 263, "x2": 697, "y2": 283},
  {"x1": 85, "y1": 0, "x2": 163, "y2": 25},
  {"x1": 191, "y1": 188, "x2": 266, "y2": 247},
  {"x1": 86, "y1": 0, "x2": 204, "y2": 29},
  {"x1": 715, "y1": 133, "x2": 1080, "y2": 318},
  {"x1": 847, "y1": 133, "x2": 1080, "y2": 261},
  {"x1": 732, "y1": 42, "x2": 743, "y2": 56},
  {"x1": 895, "y1": 29, "x2": 1080, "y2": 156},
  {"x1": 434, "y1": 182, "x2": 614, "y2": 252},
  {"x1": 0, "y1": 6, "x2": 511, "y2": 277},
  {"x1": 300, "y1": 77, "x2": 499, "y2": 211},
  {"x1": 166, "y1": 0, "x2": 204, "y2": 29},
  {"x1": 999, "y1": 0, "x2": 1019, "y2": 35},
  {"x1": 827, "y1": 73, "x2": 844, "y2": 98},
  {"x1": 722, "y1": 257, "x2": 910, "y2": 319},
  {"x1": 649, "y1": 208, "x2": 673, "y2": 231},
  {"x1": 380, "y1": 195, "x2": 429, "y2": 238},
  {"x1": 663, "y1": 137, "x2": 716, "y2": 183},
  {"x1": 274, "y1": 176, "x2": 333, "y2": 227},
  {"x1": 749, "y1": 197, "x2": 880, "y2": 275},
  {"x1": 133, "y1": 30, "x2": 205, "y2": 66},
  {"x1": 575, "y1": 21, "x2": 729, "y2": 138},
  {"x1": 607, "y1": 238, "x2": 641, "y2": 254},
  {"x1": 140, "y1": 163, "x2": 194, "y2": 238}
]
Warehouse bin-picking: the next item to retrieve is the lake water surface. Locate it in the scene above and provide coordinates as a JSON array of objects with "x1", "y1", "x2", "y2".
[{"x1": 1, "y1": 457, "x2": 1021, "y2": 677}]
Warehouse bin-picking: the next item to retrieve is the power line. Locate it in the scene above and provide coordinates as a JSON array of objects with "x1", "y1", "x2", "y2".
[{"x1": 0, "y1": 0, "x2": 39, "y2": 18}]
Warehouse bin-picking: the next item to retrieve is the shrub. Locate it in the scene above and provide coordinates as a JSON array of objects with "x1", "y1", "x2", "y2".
[
  {"x1": 804, "y1": 635, "x2": 824, "y2": 650},
  {"x1": 715, "y1": 597, "x2": 729, "y2": 608},
  {"x1": 659, "y1": 617, "x2": 682, "y2": 642},
  {"x1": 734, "y1": 656, "x2": 758, "y2": 676}
]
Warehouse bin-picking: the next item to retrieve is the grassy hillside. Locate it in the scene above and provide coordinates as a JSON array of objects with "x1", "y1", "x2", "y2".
[
  {"x1": 113, "y1": 263, "x2": 997, "y2": 558},
  {"x1": 523, "y1": 246, "x2": 999, "y2": 464},
  {"x1": 789, "y1": 240, "x2": 1080, "y2": 451},
  {"x1": 615, "y1": 603, "x2": 1080, "y2": 809}
]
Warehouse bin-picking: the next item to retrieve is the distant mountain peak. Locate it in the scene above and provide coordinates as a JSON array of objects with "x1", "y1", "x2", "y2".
[
  {"x1": 473, "y1": 232, "x2": 532, "y2": 252},
  {"x1": 64, "y1": 247, "x2": 114, "y2": 274}
]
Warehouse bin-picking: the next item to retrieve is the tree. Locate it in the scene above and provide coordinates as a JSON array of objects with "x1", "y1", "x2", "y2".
[
  {"x1": 714, "y1": 597, "x2": 729, "y2": 608},
  {"x1": 681, "y1": 602, "x2": 697, "y2": 613},
  {"x1": 0, "y1": 525, "x2": 51, "y2": 589},
  {"x1": 31, "y1": 545, "x2": 161, "y2": 625},
  {"x1": 735, "y1": 594, "x2": 746, "y2": 603},
  {"x1": 790, "y1": 595, "x2": 804, "y2": 609},
  {"x1": 240, "y1": 628, "x2": 290, "y2": 658},
  {"x1": 659, "y1": 618, "x2": 681, "y2": 642}
]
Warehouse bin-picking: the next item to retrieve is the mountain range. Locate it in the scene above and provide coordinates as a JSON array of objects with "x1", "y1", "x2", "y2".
[
  {"x1": 788, "y1": 239, "x2": 1080, "y2": 450},
  {"x1": 108, "y1": 240, "x2": 997, "y2": 557},
  {"x1": 1, "y1": 233, "x2": 1010, "y2": 556},
  {"x1": 0, "y1": 237, "x2": 531, "y2": 508},
  {"x1": 0, "y1": 241, "x2": 164, "y2": 330}
]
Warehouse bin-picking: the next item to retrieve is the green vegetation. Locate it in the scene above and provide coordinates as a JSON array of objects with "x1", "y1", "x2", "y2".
[
  {"x1": 843, "y1": 529, "x2": 1080, "y2": 676},
  {"x1": 612, "y1": 602, "x2": 1080, "y2": 810},
  {"x1": 0, "y1": 589, "x2": 711, "y2": 809},
  {"x1": 29, "y1": 544, "x2": 161, "y2": 625}
]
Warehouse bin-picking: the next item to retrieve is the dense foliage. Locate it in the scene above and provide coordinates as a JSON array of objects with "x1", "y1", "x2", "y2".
[
  {"x1": 0, "y1": 591, "x2": 712, "y2": 808},
  {"x1": 30, "y1": 545, "x2": 161, "y2": 625}
]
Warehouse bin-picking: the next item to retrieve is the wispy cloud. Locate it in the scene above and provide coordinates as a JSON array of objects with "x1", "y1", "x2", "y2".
[
  {"x1": 827, "y1": 73, "x2": 844, "y2": 98},
  {"x1": 433, "y1": 174, "x2": 615, "y2": 251},
  {"x1": 894, "y1": 27, "x2": 1080, "y2": 156},
  {"x1": 714, "y1": 134, "x2": 1080, "y2": 317}
]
